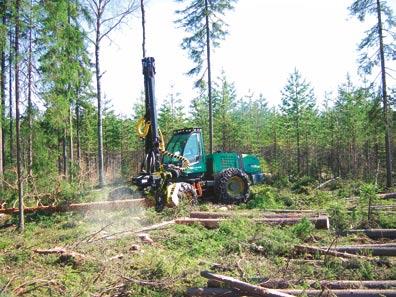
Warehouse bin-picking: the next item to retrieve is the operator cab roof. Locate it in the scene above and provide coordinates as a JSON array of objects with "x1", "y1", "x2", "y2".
[{"x1": 172, "y1": 128, "x2": 202, "y2": 135}]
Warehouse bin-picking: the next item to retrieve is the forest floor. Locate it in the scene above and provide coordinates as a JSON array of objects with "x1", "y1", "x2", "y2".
[{"x1": 0, "y1": 180, "x2": 395, "y2": 296}]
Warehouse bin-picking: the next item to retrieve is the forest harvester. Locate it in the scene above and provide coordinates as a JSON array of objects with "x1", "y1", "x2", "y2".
[{"x1": 132, "y1": 57, "x2": 264, "y2": 210}]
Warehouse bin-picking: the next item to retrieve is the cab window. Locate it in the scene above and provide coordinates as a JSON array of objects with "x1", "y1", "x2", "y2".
[{"x1": 183, "y1": 133, "x2": 201, "y2": 163}]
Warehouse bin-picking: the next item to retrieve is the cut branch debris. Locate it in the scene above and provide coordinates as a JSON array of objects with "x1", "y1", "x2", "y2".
[{"x1": 33, "y1": 247, "x2": 91, "y2": 264}]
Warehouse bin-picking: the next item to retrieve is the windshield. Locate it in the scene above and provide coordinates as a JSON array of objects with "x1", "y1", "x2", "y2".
[{"x1": 163, "y1": 132, "x2": 201, "y2": 164}]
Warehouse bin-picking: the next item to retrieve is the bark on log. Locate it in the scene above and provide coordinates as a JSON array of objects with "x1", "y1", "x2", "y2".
[
  {"x1": 259, "y1": 279, "x2": 396, "y2": 289},
  {"x1": 176, "y1": 216, "x2": 329, "y2": 230},
  {"x1": 294, "y1": 245, "x2": 370, "y2": 259},
  {"x1": 0, "y1": 198, "x2": 146, "y2": 215},
  {"x1": 346, "y1": 229, "x2": 396, "y2": 239},
  {"x1": 279, "y1": 289, "x2": 396, "y2": 297},
  {"x1": 200, "y1": 271, "x2": 295, "y2": 297}
]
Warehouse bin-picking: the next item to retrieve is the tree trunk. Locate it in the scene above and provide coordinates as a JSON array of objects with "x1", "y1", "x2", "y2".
[
  {"x1": 27, "y1": 3, "x2": 33, "y2": 181},
  {"x1": 205, "y1": 0, "x2": 213, "y2": 154},
  {"x1": 15, "y1": 0, "x2": 24, "y2": 231},
  {"x1": 376, "y1": 0, "x2": 392, "y2": 188},
  {"x1": 95, "y1": 20, "x2": 105, "y2": 188},
  {"x1": 75, "y1": 102, "x2": 81, "y2": 169},
  {"x1": 63, "y1": 130, "x2": 67, "y2": 178},
  {"x1": 69, "y1": 104, "x2": 73, "y2": 182},
  {"x1": 0, "y1": 14, "x2": 5, "y2": 181},
  {"x1": 8, "y1": 28, "x2": 13, "y2": 164}
]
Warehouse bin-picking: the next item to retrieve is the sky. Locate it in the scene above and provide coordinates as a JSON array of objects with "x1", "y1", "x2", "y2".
[{"x1": 100, "y1": 0, "x2": 396, "y2": 116}]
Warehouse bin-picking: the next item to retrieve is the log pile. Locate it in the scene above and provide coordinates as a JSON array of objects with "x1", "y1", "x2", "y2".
[{"x1": 186, "y1": 271, "x2": 396, "y2": 297}]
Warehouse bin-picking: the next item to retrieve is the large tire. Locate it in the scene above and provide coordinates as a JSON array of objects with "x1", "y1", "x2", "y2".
[
  {"x1": 214, "y1": 168, "x2": 250, "y2": 204},
  {"x1": 169, "y1": 182, "x2": 198, "y2": 206}
]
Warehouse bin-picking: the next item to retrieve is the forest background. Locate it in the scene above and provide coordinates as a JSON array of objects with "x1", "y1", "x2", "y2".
[{"x1": 0, "y1": 0, "x2": 394, "y2": 212}]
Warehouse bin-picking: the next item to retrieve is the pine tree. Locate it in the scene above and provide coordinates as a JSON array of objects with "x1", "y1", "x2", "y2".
[
  {"x1": 349, "y1": 0, "x2": 395, "y2": 187},
  {"x1": 280, "y1": 69, "x2": 315, "y2": 176},
  {"x1": 175, "y1": 0, "x2": 237, "y2": 154}
]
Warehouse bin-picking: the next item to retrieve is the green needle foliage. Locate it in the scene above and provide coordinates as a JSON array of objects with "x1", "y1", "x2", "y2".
[{"x1": 175, "y1": 0, "x2": 237, "y2": 80}]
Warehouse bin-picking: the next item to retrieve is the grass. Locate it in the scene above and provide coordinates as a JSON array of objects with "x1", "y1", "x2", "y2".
[{"x1": 0, "y1": 181, "x2": 395, "y2": 296}]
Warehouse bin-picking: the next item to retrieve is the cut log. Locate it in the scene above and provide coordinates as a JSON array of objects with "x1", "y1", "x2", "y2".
[
  {"x1": 259, "y1": 279, "x2": 396, "y2": 289},
  {"x1": 258, "y1": 216, "x2": 329, "y2": 229},
  {"x1": 260, "y1": 209, "x2": 322, "y2": 214},
  {"x1": 379, "y1": 192, "x2": 396, "y2": 199},
  {"x1": 345, "y1": 229, "x2": 396, "y2": 239},
  {"x1": 186, "y1": 287, "x2": 241, "y2": 297},
  {"x1": 176, "y1": 216, "x2": 329, "y2": 230},
  {"x1": 295, "y1": 245, "x2": 370, "y2": 259},
  {"x1": 200, "y1": 271, "x2": 295, "y2": 297},
  {"x1": 0, "y1": 198, "x2": 146, "y2": 215},
  {"x1": 331, "y1": 245, "x2": 396, "y2": 257},
  {"x1": 279, "y1": 289, "x2": 396, "y2": 297},
  {"x1": 190, "y1": 211, "x2": 320, "y2": 219}
]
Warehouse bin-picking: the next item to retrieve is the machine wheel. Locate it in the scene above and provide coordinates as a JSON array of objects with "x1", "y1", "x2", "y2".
[
  {"x1": 169, "y1": 182, "x2": 198, "y2": 206},
  {"x1": 214, "y1": 168, "x2": 250, "y2": 204}
]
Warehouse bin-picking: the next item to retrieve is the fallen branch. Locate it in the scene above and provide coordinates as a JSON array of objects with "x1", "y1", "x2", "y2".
[
  {"x1": 316, "y1": 177, "x2": 340, "y2": 189},
  {"x1": 345, "y1": 229, "x2": 396, "y2": 239},
  {"x1": 33, "y1": 247, "x2": 91, "y2": 264},
  {"x1": 120, "y1": 275, "x2": 171, "y2": 289},
  {"x1": 0, "y1": 198, "x2": 146, "y2": 215},
  {"x1": 200, "y1": 271, "x2": 295, "y2": 297},
  {"x1": 294, "y1": 245, "x2": 370, "y2": 260},
  {"x1": 176, "y1": 216, "x2": 329, "y2": 230},
  {"x1": 93, "y1": 219, "x2": 175, "y2": 241},
  {"x1": 13, "y1": 279, "x2": 61, "y2": 296}
]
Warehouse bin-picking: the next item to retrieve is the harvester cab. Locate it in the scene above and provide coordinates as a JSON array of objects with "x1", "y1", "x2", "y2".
[{"x1": 132, "y1": 57, "x2": 264, "y2": 210}]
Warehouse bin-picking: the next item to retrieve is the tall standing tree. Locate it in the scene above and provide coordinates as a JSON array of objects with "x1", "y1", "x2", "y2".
[
  {"x1": 175, "y1": 0, "x2": 237, "y2": 154},
  {"x1": 0, "y1": 1, "x2": 6, "y2": 178},
  {"x1": 349, "y1": 0, "x2": 395, "y2": 187},
  {"x1": 85, "y1": 0, "x2": 138, "y2": 187},
  {"x1": 14, "y1": 0, "x2": 23, "y2": 231},
  {"x1": 280, "y1": 69, "x2": 315, "y2": 176}
]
